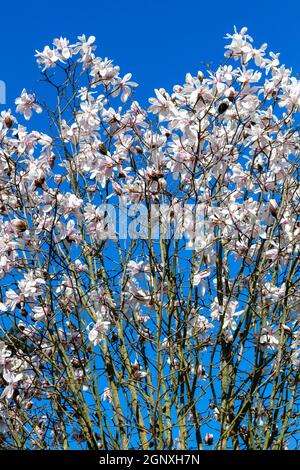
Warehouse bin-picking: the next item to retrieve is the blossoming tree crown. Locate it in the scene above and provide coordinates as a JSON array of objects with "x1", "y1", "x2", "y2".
[{"x1": 0, "y1": 27, "x2": 299, "y2": 450}]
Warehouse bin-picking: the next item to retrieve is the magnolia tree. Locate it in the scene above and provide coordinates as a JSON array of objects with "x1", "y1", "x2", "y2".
[{"x1": 0, "y1": 27, "x2": 300, "y2": 450}]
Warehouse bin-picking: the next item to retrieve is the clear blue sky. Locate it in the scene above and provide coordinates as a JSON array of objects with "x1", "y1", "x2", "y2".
[{"x1": 0, "y1": 0, "x2": 299, "y2": 107}]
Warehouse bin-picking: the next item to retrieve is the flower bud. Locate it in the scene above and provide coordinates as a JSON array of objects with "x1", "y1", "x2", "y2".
[
  {"x1": 11, "y1": 219, "x2": 27, "y2": 233},
  {"x1": 99, "y1": 142, "x2": 107, "y2": 155},
  {"x1": 131, "y1": 361, "x2": 141, "y2": 371},
  {"x1": 34, "y1": 175, "x2": 45, "y2": 188},
  {"x1": 4, "y1": 116, "x2": 13, "y2": 129},
  {"x1": 269, "y1": 199, "x2": 278, "y2": 218},
  {"x1": 49, "y1": 155, "x2": 55, "y2": 169},
  {"x1": 134, "y1": 370, "x2": 147, "y2": 379},
  {"x1": 282, "y1": 324, "x2": 292, "y2": 336},
  {"x1": 218, "y1": 102, "x2": 229, "y2": 114},
  {"x1": 197, "y1": 71, "x2": 204, "y2": 82},
  {"x1": 204, "y1": 433, "x2": 214, "y2": 445},
  {"x1": 225, "y1": 88, "x2": 236, "y2": 102}
]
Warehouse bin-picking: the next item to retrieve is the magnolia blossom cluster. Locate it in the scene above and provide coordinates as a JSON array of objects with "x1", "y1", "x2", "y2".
[{"x1": 0, "y1": 27, "x2": 299, "y2": 449}]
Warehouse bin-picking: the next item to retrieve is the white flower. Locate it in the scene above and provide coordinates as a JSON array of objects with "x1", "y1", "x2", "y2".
[
  {"x1": 291, "y1": 348, "x2": 300, "y2": 369},
  {"x1": 222, "y1": 301, "x2": 243, "y2": 331},
  {"x1": 112, "y1": 73, "x2": 138, "y2": 103},
  {"x1": 15, "y1": 89, "x2": 42, "y2": 120},
  {"x1": 191, "y1": 363, "x2": 207, "y2": 380},
  {"x1": 279, "y1": 77, "x2": 300, "y2": 111},
  {"x1": 259, "y1": 326, "x2": 279, "y2": 351},
  {"x1": 193, "y1": 268, "x2": 211, "y2": 287},
  {"x1": 187, "y1": 313, "x2": 214, "y2": 340},
  {"x1": 31, "y1": 306, "x2": 49, "y2": 322},
  {"x1": 1, "y1": 369, "x2": 23, "y2": 401},
  {"x1": 74, "y1": 34, "x2": 96, "y2": 64},
  {"x1": 0, "y1": 302, "x2": 7, "y2": 312},
  {"x1": 225, "y1": 26, "x2": 253, "y2": 62},
  {"x1": 0, "y1": 342, "x2": 11, "y2": 367},
  {"x1": 291, "y1": 331, "x2": 300, "y2": 369},
  {"x1": 148, "y1": 88, "x2": 176, "y2": 120},
  {"x1": 5, "y1": 289, "x2": 23, "y2": 311},
  {"x1": 53, "y1": 37, "x2": 71, "y2": 60},
  {"x1": 63, "y1": 193, "x2": 83, "y2": 214},
  {"x1": 127, "y1": 260, "x2": 149, "y2": 278},
  {"x1": 101, "y1": 387, "x2": 112, "y2": 403},
  {"x1": 74, "y1": 259, "x2": 89, "y2": 273},
  {"x1": 35, "y1": 46, "x2": 60, "y2": 71},
  {"x1": 211, "y1": 298, "x2": 243, "y2": 332},
  {"x1": 88, "y1": 320, "x2": 111, "y2": 346},
  {"x1": 57, "y1": 219, "x2": 82, "y2": 245},
  {"x1": 167, "y1": 357, "x2": 180, "y2": 370},
  {"x1": 18, "y1": 271, "x2": 45, "y2": 298}
]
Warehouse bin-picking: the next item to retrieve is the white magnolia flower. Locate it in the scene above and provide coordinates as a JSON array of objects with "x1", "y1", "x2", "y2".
[
  {"x1": 53, "y1": 37, "x2": 71, "y2": 60},
  {"x1": 101, "y1": 387, "x2": 112, "y2": 403},
  {"x1": 259, "y1": 326, "x2": 279, "y2": 351},
  {"x1": 1, "y1": 369, "x2": 23, "y2": 401},
  {"x1": 148, "y1": 88, "x2": 176, "y2": 120},
  {"x1": 0, "y1": 342, "x2": 11, "y2": 367},
  {"x1": 35, "y1": 46, "x2": 60, "y2": 71},
  {"x1": 31, "y1": 306, "x2": 49, "y2": 322},
  {"x1": 222, "y1": 301, "x2": 244, "y2": 331},
  {"x1": 193, "y1": 268, "x2": 211, "y2": 287},
  {"x1": 0, "y1": 302, "x2": 7, "y2": 312},
  {"x1": 112, "y1": 73, "x2": 138, "y2": 103},
  {"x1": 191, "y1": 363, "x2": 208, "y2": 380},
  {"x1": 88, "y1": 320, "x2": 111, "y2": 346},
  {"x1": 15, "y1": 89, "x2": 42, "y2": 120}
]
